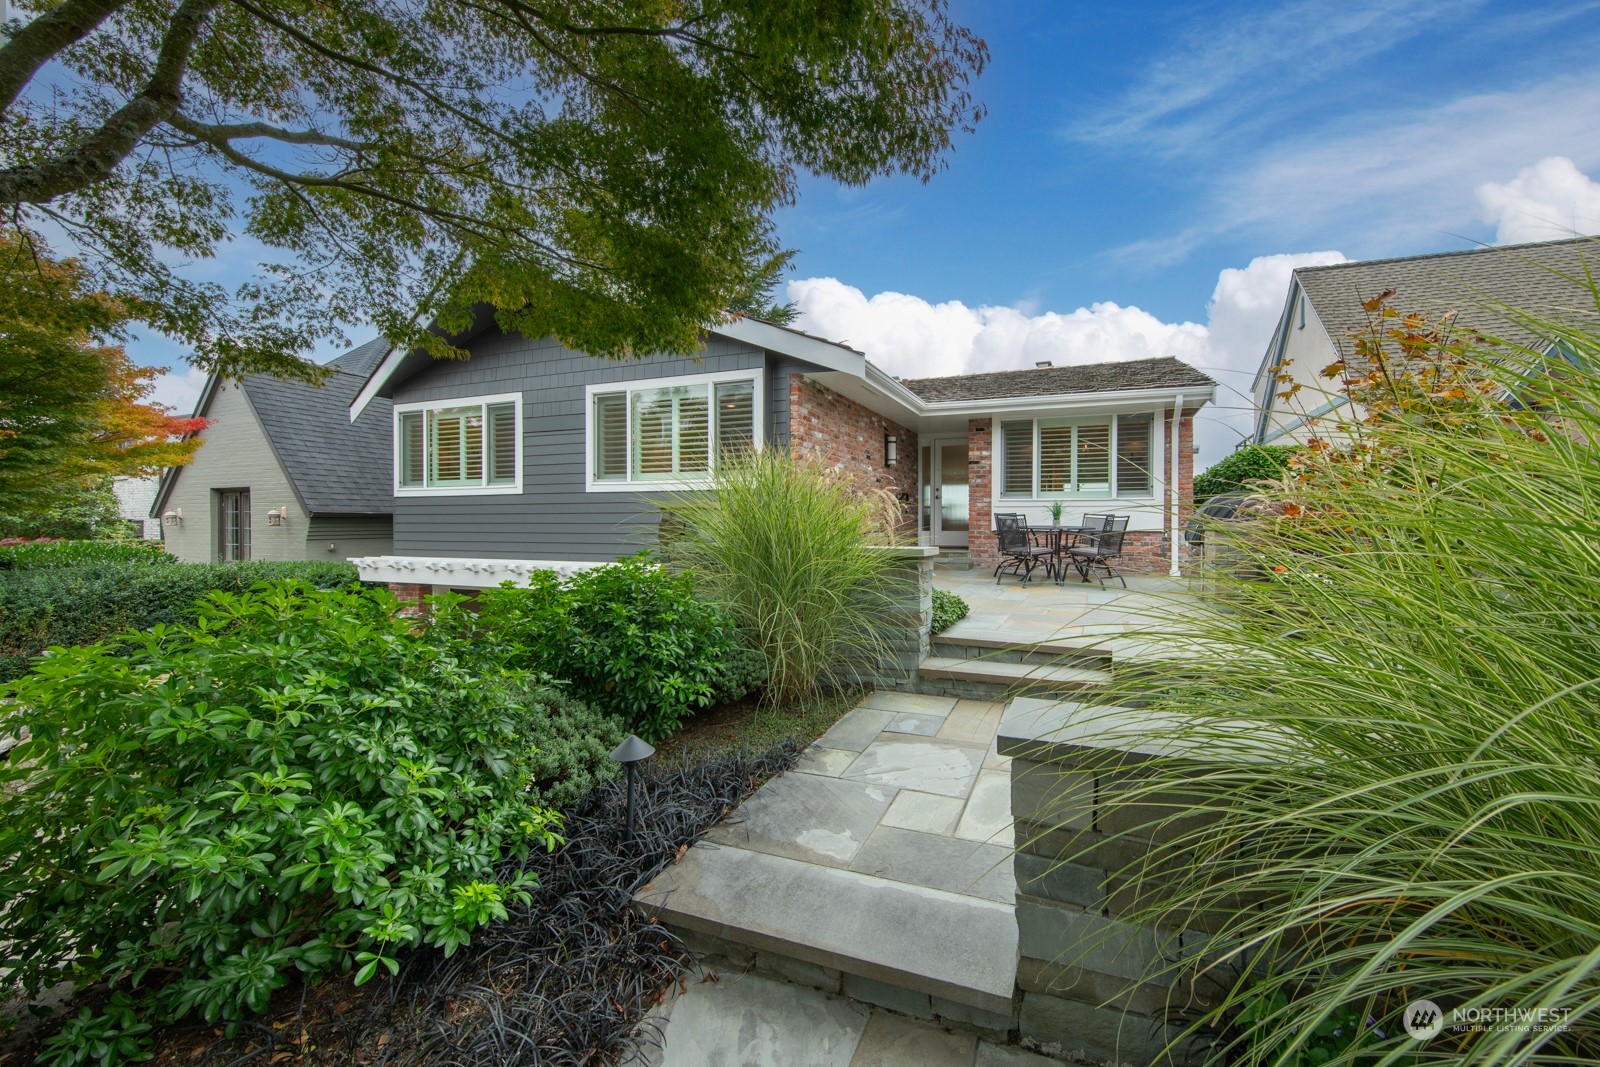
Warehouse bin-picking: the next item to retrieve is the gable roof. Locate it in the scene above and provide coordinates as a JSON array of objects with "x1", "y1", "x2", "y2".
[
  {"x1": 899, "y1": 356, "x2": 1216, "y2": 403},
  {"x1": 1295, "y1": 237, "x2": 1600, "y2": 363},
  {"x1": 152, "y1": 340, "x2": 395, "y2": 518}
]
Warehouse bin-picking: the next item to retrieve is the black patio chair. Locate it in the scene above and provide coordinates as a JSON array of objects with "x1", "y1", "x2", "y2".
[
  {"x1": 1065, "y1": 515, "x2": 1130, "y2": 587},
  {"x1": 994, "y1": 513, "x2": 1055, "y2": 585}
]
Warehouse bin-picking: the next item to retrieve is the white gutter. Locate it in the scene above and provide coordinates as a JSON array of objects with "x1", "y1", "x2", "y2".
[{"x1": 1169, "y1": 393, "x2": 1185, "y2": 577}]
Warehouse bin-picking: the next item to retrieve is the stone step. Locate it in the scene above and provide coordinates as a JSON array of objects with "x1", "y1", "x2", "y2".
[
  {"x1": 634, "y1": 842, "x2": 1018, "y2": 1018},
  {"x1": 932, "y1": 631, "x2": 1113, "y2": 667},
  {"x1": 913, "y1": 656, "x2": 1112, "y2": 701}
]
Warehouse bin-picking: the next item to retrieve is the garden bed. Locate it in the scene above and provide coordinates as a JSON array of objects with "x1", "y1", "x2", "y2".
[{"x1": 3, "y1": 742, "x2": 804, "y2": 1067}]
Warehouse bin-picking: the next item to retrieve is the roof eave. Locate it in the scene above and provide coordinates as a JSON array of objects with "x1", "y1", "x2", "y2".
[{"x1": 914, "y1": 383, "x2": 1216, "y2": 414}]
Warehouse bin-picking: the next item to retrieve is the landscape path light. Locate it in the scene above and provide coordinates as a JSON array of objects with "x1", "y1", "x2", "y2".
[{"x1": 608, "y1": 734, "x2": 656, "y2": 842}]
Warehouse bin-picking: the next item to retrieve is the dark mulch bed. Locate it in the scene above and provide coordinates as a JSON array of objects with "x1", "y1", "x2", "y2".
[{"x1": 8, "y1": 740, "x2": 803, "y2": 1067}]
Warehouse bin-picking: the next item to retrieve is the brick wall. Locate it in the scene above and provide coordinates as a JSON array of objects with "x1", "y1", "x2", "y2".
[
  {"x1": 788, "y1": 375, "x2": 919, "y2": 532},
  {"x1": 389, "y1": 582, "x2": 430, "y2": 617},
  {"x1": 966, "y1": 417, "x2": 995, "y2": 565}
]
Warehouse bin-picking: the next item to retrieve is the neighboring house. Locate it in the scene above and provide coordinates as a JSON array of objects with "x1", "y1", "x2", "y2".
[
  {"x1": 151, "y1": 340, "x2": 395, "y2": 563},
  {"x1": 1253, "y1": 236, "x2": 1600, "y2": 446},
  {"x1": 111, "y1": 476, "x2": 162, "y2": 540},
  {"x1": 345, "y1": 312, "x2": 1214, "y2": 592}
]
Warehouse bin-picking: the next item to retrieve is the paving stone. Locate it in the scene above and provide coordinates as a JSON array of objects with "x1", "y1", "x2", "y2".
[
  {"x1": 636, "y1": 845, "x2": 1018, "y2": 1015},
  {"x1": 1014, "y1": 852, "x2": 1105, "y2": 910},
  {"x1": 657, "y1": 970, "x2": 869, "y2": 1067},
  {"x1": 1017, "y1": 992, "x2": 1198, "y2": 1067},
  {"x1": 955, "y1": 769, "x2": 1014, "y2": 846},
  {"x1": 938, "y1": 699, "x2": 1007, "y2": 744},
  {"x1": 798, "y1": 745, "x2": 862, "y2": 777},
  {"x1": 973, "y1": 1042, "x2": 1063, "y2": 1067},
  {"x1": 841, "y1": 973, "x2": 933, "y2": 1019},
  {"x1": 848, "y1": 825, "x2": 1016, "y2": 904},
  {"x1": 703, "y1": 772, "x2": 894, "y2": 867},
  {"x1": 848, "y1": 1011, "x2": 977, "y2": 1067},
  {"x1": 817, "y1": 708, "x2": 896, "y2": 752},
  {"x1": 864, "y1": 691, "x2": 959, "y2": 715},
  {"x1": 884, "y1": 711, "x2": 947, "y2": 736},
  {"x1": 880, "y1": 790, "x2": 965, "y2": 836},
  {"x1": 842, "y1": 735, "x2": 985, "y2": 798}
]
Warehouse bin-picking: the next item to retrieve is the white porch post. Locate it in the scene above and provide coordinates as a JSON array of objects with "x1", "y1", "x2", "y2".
[{"x1": 1169, "y1": 393, "x2": 1185, "y2": 578}]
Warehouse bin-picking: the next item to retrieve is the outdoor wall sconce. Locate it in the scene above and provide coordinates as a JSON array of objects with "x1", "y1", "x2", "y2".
[
  {"x1": 265, "y1": 506, "x2": 289, "y2": 526},
  {"x1": 884, "y1": 433, "x2": 899, "y2": 467},
  {"x1": 608, "y1": 734, "x2": 656, "y2": 842},
  {"x1": 161, "y1": 508, "x2": 183, "y2": 526}
]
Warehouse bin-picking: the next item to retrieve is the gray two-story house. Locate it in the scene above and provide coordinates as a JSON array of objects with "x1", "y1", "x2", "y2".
[{"x1": 345, "y1": 311, "x2": 1215, "y2": 591}]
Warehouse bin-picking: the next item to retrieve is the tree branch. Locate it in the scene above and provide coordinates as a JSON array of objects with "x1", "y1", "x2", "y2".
[
  {"x1": 167, "y1": 114, "x2": 370, "y2": 153},
  {"x1": 0, "y1": 0, "x2": 132, "y2": 115},
  {"x1": 0, "y1": 0, "x2": 224, "y2": 206}
]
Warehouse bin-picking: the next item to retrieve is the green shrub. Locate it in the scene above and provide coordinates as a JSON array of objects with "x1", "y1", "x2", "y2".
[
  {"x1": 1087, "y1": 301, "x2": 1600, "y2": 1064},
  {"x1": 521, "y1": 690, "x2": 626, "y2": 810},
  {"x1": 470, "y1": 553, "x2": 736, "y2": 740},
  {"x1": 1191, "y1": 444, "x2": 1297, "y2": 502},
  {"x1": 661, "y1": 448, "x2": 906, "y2": 705},
  {"x1": 1, "y1": 582, "x2": 563, "y2": 1062},
  {"x1": 0, "y1": 539, "x2": 171, "y2": 570},
  {"x1": 711, "y1": 643, "x2": 769, "y2": 704},
  {"x1": 0, "y1": 559, "x2": 360, "y2": 681},
  {"x1": 930, "y1": 588, "x2": 967, "y2": 635}
]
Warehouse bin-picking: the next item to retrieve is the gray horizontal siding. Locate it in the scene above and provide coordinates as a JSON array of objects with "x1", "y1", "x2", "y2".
[{"x1": 392, "y1": 331, "x2": 785, "y2": 561}]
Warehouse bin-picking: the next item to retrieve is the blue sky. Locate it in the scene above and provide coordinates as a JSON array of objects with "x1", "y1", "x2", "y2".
[{"x1": 142, "y1": 0, "x2": 1600, "y2": 462}]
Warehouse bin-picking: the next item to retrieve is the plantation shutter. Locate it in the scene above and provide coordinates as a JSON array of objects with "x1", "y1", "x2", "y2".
[
  {"x1": 715, "y1": 380, "x2": 755, "y2": 458},
  {"x1": 1076, "y1": 424, "x2": 1111, "y2": 493},
  {"x1": 1038, "y1": 424, "x2": 1072, "y2": 494},
  {"x1": 1115, "y1": 414, "x2": 1153, "y2": 494},
  {"x1": 487, "y1": 402, "x2": 517, "y2": 485},
  {"x1": 632, "y1": 388, "x2": 676, "y2": 478},
  {"x1": 593, "y1": 393, "x2": 627, "y2": 481},
  {"x1": 1000, "y1": 420, "x2": 1034, "y2": 496},
  {"x1": 429, "y1": 405, "x2": 485, "y2": 486},
  {"x1": 399, "y1": 412, "x2": 424, "y2": 487},
  {"x1": 677, "y1": 388, "x2": 710, "y2": 474}
]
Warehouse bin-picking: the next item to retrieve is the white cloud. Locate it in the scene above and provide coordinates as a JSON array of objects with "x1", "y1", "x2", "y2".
[
  {"x1": 1111, "y1": 73, "x2": 1600, "y2": 261},
  {"x1": 788, "y1": 248, "x2": 1346, "y2": 468},
  {"x1": 147, "y1": 366, "x2": 209, "y2": 416},
  {"x1": 1476, "y1": 156, "x2": 1600, "y2": 244}
]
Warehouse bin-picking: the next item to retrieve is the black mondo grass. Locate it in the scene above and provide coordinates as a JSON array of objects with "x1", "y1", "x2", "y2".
[{"x1": 163, "y1": 740, "x2": 804, "y2": 1067}]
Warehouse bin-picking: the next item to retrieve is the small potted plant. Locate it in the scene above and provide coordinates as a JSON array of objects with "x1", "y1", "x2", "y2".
[{"x1": 1047, "y1": 499, "x2": 1065, "y2": 527}]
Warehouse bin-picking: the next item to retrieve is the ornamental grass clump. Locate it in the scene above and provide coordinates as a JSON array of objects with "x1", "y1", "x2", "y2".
[
  {"x1": 1, "y1": 581, "x2": 567, "y2": 1065},
  {"x1": 1073, "y1": 289, "x2": 1600, "y2": 1065},
  {"x1": 662, "y1": 447, "x2": 907, "y2": 705}
]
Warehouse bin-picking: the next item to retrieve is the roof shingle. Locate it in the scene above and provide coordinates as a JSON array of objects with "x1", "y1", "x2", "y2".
[
  {"x1": 898, "y1": 356, "x2": 1215, "y2": 403},
  {"x1": 1296, "y1": 237, "x2": 1600, "y2": 363},
  {"x1": 239, "y1": 338, "x2": 394, "y2": 515}
]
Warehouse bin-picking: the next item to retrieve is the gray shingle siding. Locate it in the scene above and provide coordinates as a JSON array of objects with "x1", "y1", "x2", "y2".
[{"x1": 390, "y1": 330, "x2": 781, "y2": 561}]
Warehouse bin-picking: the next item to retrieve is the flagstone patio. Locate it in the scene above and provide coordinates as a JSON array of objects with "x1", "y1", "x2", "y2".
[{"x1": 633, "y1": 572, "x2": 1201, "y2": 1064}]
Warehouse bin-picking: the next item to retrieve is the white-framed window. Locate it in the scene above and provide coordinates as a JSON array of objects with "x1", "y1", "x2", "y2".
[
  {"x1": 585, "y1": 369, "x2": 762, "y2": 491},
  {"x1": 393, "y1": 392, "x2": 522, "y2": 496},
  {"x1": 999, "y1": 413, "x2": 1156, "y2": 498}
]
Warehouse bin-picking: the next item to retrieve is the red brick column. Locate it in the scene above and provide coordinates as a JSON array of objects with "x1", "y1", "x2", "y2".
[
  {"x1": 967, "y1": 417, "x2": 995, "y2": 567},
  {"x1": 788, "y1": 375, "x2": 919, "y2": 534},
  {"x1": 389, "y1": 582, "x2": 431, "y2": 617}
]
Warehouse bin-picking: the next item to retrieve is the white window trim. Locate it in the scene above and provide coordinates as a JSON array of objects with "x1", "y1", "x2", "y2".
[
  {"x1": 997, "y1": 411, "x2": 1162, "y2": 502},
  {"x1": 583, "y1": 369, "x2": 764, "y2": 492},
  {"x1": 392, "y1": 391, "x2": 524, "y2": 497}
]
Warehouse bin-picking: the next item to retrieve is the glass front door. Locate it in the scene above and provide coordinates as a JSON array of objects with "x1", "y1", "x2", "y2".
[{"x1": 921, "y1": 439, "x2": 969, "y2": 547}]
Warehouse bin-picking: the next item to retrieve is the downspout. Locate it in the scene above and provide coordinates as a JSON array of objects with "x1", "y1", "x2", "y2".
[{"x1": 1169, "y1": 393, "x2": 1185, "y2": 578}]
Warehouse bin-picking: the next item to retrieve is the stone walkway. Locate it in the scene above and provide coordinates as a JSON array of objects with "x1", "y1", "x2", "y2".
[
  {"x1": 635, "y1": 571, "x2": 1200, "y2": 1064},
  {"x1": 644, "y1": 968, "x2": 1062, "y2": 1067}
]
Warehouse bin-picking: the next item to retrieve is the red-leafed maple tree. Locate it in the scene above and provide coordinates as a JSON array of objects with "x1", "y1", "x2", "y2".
[{"x1": 0, "y1": 226, "x2": 206, "y2": 516}]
